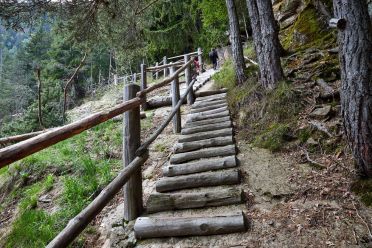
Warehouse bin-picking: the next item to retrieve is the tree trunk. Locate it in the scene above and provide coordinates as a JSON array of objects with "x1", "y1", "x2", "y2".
[
  {"x1": 35, "y1": 68, "x2": 44, "y2": 129},
  {"x1": 333, "y1": 0, "x2": 372, "y2": 177},
  {"x1": 246, "y1": 0, "x2": 284, "y2": 89},
  {"x1": 226, "y1": 0, "x2": 247, "y2": 85}
]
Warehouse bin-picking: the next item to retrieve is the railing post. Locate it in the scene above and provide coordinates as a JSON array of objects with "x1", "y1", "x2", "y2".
[
  {"x1": 123, "y1": 84, "x2": 142, "y2": 221},
  {"x1": 114, "y1": 74, "x2": 118, "y2": 85},
  {"x1": 169, "y1": 65, "x2": 181, "y2": 133},
  {"x1": 155, "y1": 62, "x2": 159, "y2": 80},
  {"x1": 184, "y1": 54, "x2": 195, "y2": 105},
  {"x1": 163, "y1": 56, "x2": 168, "y2": 77},
  {"x1": 140, "y1": 63, "x2": 148, "y2": 111},
  {"x1": 198, "y1": 47, "x2": 203, "y2": 75}
]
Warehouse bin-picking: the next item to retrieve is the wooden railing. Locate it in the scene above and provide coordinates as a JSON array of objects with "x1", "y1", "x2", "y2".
[{"x1": 0, "y1": 49, "x2": 205, "y2": 248}]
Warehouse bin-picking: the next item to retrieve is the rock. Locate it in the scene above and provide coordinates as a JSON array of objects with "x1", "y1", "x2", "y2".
[
  {"x1": 306, "y1": 138, "x2": 318, "y2": 146},
  {"x1": 143, "y1": 166, "x2": 154, "y2": 180},
  {"x1": 310, "y1": 105, "x2": 332, "y2": 118},
  {"x1": 38, "y1": 195, "x2": 52, "y2": 203}
]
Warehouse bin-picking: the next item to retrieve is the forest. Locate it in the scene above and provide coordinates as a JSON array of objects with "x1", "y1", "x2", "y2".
[{"x1": 0, "y1": 0, "x2": 371, "y2": 247}]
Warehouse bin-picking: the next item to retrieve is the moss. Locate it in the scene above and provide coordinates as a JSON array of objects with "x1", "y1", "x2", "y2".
[
  {"x1": 281, "y1": 4, "x2": 336, "y2": 51},
  {"x1": 253, "y1": 123, "x2": 290, "y2": 152},
  {"x1": 351, "y1": 179, "x2": 372, "y2": 207},
  {"x1": 298, "y1": 128, "x2": 312, "y2": 144}
]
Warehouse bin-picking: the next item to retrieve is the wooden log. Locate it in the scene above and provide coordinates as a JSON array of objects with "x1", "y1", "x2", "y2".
[
  {"x1": 187, "y1": 110, "x2": 230, "y2": 123},
  {"x1": 329, "y1": 18, "x2": 346, "y2": 29},
  {"x1": 140, "y1": 64, "x2": 148, "y2": 111},
  {"x1": 170, "y1": 144, "x2": 236, "y2": 164},
  {"x1": 181, "y1": 121, "x2": 232, "y2": 135},
  {"x1": 134, "y1": 212, "x2": 247, "y2": 239},
  {"x1": 147, "y1": 97, "x2": 187, "y2": 109},
  {"x1": 184, "y1": 54, "x2": 195, "y2": 105},
  {"x1": 195, "y1": 88, "x2": 228, "y2": 98},
  {"x1": 156, "y1": 169, "x2": 241, "y2": 192},
  {"x1": 192, "y1": 99, "x2": 226, "y2": 109},
  {"x1": 184, "y1": 116, "x2": 231, "y2": 128},
  {"x1": 189, "y1": 106, "x2": 228, "y2": 116},
  {"x1": 164, "y1": 155, "x2": 237, "y2": 177},
  {"x1": 0, "y1": 129, "x2": 51, "y2": 146},
  {"x1": 147, "y1": 61, "x2": 184, "y2": 72},
  {"x1": 137, "y1": 58, "x2": 194, "y2": 98},
  {"x1": 0, "y1": 97, "x2": 144, "y2": 168},
  {"x1": 168, "y1": 51, "x2": 198, "y2": 61},
  {"x1": 190, "y1": 103, "x2": 227, "y2": 113},
  {"x1": 173, "y1": 136, "x2": 234, "y2": 154},
  {"x1": 163, "y1": 56, "x2": 168, "y2": 77},
  {"x1": 146, "y1": 188, "x2": 243, "y2": 213},
  {"x1": 170, "y1": 65, "x2": 181, "y2": 133},
  {"x1": 123, "y1": 84, "x2": 143, "y2": 221},
  {"x1": 178, "y1": 128, "x2": 233, "y2": 143},
  {"x1": 46, "y1": 152, "x2": 149, "y2": 248},
  {"x1": 135, "y1": 79, "x2": 197, "y2": 156},
  {"x1": 155, "y1": 62, "x2": 159, "y2": 79},
  {"x1": 196, "y1": 93, "x2": 227, "y2": 102}
]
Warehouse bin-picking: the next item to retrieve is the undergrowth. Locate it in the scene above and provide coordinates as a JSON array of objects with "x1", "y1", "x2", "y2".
[
  {"x1": 213, "y1": 59, "x2": 302, "y2": 152},
  {"x1": 1, "y1": 119, "x2": 130, "y2": 247}
]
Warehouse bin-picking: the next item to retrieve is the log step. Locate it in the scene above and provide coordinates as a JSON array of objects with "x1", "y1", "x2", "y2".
[
  {"x1": 184, "y1": 116, "x2": 231, "y2": 128},
  {"x1": 173, "y1": 136, "x2": 234, "y2": 154},
  {"x1": 189, "y1": 106, "x2": 228, "y2": 117},
  {"x1": 181, "y1": 121, "x2": 232, "y2": 135},
  {"x1": 146, "y1": 188, "x2": 244, "y2": 213},
  {"x1": 192, "y1": 99, "x2": 226, "y2": 109},
  {"x1": 178, "y1": 128, "x2": 233, "y2": 143},
  {"x1": 190, "y1": 103, "x2": 227, "y2": 113},
  {"x1": 196, "y1": 93, "x2": 227, "y2": 102},
  {"x1": 134, "y1": 212, "x2": 247, "y2": 239},
  {"x1": 156, "y1": 169, "x2": 241, "y2": 192},
  {"x1": 170, "y1": 144, "x2": 236, "y2": 164},
  {"x1": 164, "y1": 155, "x2": 237, "y2": 176},
  {"x1": 194, "y1": 88, "x2": 228, "y2": 98},
  {"x1": 186, "y1": 110, "x2": 230, "y2": 123}
]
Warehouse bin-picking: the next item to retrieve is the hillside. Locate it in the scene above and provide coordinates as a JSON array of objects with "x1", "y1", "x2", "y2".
[{"x1": 0, "y1": 0, "x2": 371, "y2": 247}]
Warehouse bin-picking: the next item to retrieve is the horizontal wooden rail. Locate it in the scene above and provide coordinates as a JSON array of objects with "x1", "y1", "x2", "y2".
[
  {"x1": 0, "y1": 129, "x2": 52, "y2": 146},
  {"x1": 136, "y1": 78, "x2": 197, "y2": 156},
  {"x1": 147, "y1": 61, "x2": 183, "y2": 72},
  {"x1": 46, "y1": 151, "x2": 149, "y2": 248},
  {"x1": 168, "y1": 51, "x2": 198, "y2": 60},
  {"x1": 137, "y1": 58, "x2": 194, "y2": 98},
  {"x1": 0, "y1": 97, "x2": 144, "y2": 168}
]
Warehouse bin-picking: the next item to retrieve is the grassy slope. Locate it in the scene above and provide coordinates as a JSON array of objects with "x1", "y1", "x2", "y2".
[{"x1": 0, "y1": 81, "x2": 156, "y2": 247}]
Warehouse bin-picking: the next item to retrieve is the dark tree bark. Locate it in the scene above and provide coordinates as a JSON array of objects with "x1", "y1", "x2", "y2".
[
  {"x1": 226, "y1": 0, "x2": 247, "y2": 85},
  {"x1": 333, "y1": 0, "x2": 372, "y2": 177},
  {"x1": 246, "y1": 0, "x2": 284, "y2": 89}
]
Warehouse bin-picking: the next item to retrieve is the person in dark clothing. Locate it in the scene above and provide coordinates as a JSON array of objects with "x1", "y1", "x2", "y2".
[{"x1": 209, "y1": 48, "x2": 219, "y2": 70}]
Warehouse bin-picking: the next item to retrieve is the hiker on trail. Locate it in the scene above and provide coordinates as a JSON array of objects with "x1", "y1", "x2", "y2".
[{"x1": 209, "y1": 48, "x2": 219, "y2": 70}]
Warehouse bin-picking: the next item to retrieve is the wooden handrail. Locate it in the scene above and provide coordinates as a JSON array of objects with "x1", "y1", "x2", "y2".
[
  {"x1": 46, "y1": 151, "x2": 149, "y2": 248},
  {"x1": 0, "y1": 97, "x2": 144, "y2": 168},
  {"x1": 136, "y1": 78, "x2": 197, "y2": 156},
  {"x1": 146, "y1": 61, "x2": 183, "y2": 71},
  {"x1": 0, "y1": 129, "x2": 52, "y2": 146},
  {"x1": 168, "y1": 51, "x2": 198, "y2": 60},
  {"x1": 137, "y1": 58, "x2": 194, "y2": 98}
]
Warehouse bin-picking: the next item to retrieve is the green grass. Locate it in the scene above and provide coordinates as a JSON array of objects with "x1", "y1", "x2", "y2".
[
  {"x1": 3, "y1": 120, "x2": 123, "y2": 247},
  {"x1": 253, "y1": 123, "x2": 290, "y2": 152},
  {"x1": 351, "y1": 179, "x2": 372, "y2": 207}
]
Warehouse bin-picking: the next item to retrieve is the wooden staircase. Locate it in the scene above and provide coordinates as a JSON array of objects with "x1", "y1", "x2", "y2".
[{"x1": 134, "y1": 92, "x2": 248, "y2": 240}]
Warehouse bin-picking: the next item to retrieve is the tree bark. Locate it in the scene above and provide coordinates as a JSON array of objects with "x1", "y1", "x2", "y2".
[
  {"x1": 246, "y1": 0, "x2": 284, "y2": 89},
  {"x1": 226, "y1": 0, "x2": 247, "y2": 85},
  {"x1": 35, "y1": 68, "x2": 44, "y2": 129},
  {"x1": 333, "y1": 0, "x2": 372, "y2": 177}
]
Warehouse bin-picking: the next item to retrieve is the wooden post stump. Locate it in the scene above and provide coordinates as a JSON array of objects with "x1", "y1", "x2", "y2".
[
  {"x1": 163, "y1": 56, "x2": 168, "y2": 77},
  {"x1": 184, "y1": 54, "x2": 195, "y2": 105},
  {"x1": 140, "y1": 63, "x2": 148, "y2": 111},
  {"x1": 123, "y1": 84, "x2": 142, "y2": 221},
  {"x1": 198, "y1": 47, "x2": 203, "y2": 75},
  {"x1": 170, "y1": 65, "x2": 181, "y2": 133},
  {"x1": 155, "y1": 62, "x2": 159, "y2": 80}
]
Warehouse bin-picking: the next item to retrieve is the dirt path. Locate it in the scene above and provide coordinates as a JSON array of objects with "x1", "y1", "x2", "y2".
[{"x1": 96, "y1": 76, "x2": 372, "y2": 248}]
